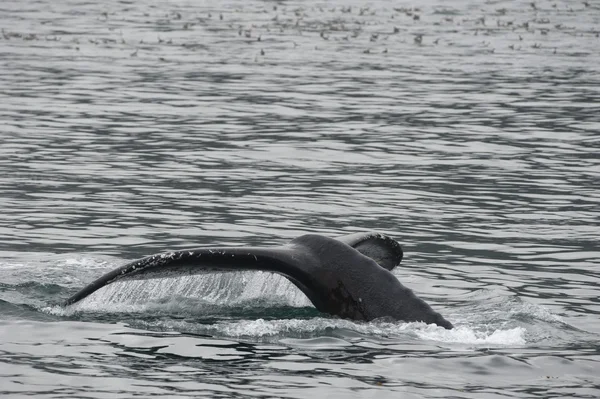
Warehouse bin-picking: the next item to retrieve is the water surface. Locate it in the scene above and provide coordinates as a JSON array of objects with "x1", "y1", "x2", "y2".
[{"x1": 1, "y1": 0, "x2": 599, "y2": 397}]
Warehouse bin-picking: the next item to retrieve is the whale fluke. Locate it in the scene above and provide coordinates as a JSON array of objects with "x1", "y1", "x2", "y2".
[
  {"x1": 63, "y1": 232, "x2": 452, "y2": 329},
  {"x1": 335, "y1": 232, "x2": 403, "y2": 271}
]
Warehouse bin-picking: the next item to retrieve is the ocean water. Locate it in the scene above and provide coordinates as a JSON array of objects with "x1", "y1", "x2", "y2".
[{"x1": 1, "y1": 0, "x2": 599, "y2": 397}]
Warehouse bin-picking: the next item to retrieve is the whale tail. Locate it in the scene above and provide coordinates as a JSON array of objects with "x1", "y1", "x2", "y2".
[
  {"x1": 61, "y1": 232, "x2": 453, "y2": 329},
  {"x1": 62, "y1": 245, "x2": 312, "y2": 307},
  {"x1": 63, "y1": 232, "x2": 403, "y2": 309}
]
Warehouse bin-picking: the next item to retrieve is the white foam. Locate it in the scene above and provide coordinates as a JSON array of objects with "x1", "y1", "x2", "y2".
[
  {"x1": 44, "y1": 298, "x2": 528, "y2": 346},
  {"x1": 41, "y1": 305, "x2": 71, "y2": 316},
  {"x1": 213, "y1": 318, "x2": 406, "y2": 337},
  {"x1": 219, "y1": 318, "x2": 319, "y2": 337},
  {"x1": 188, "y1": 318, "x2": 527, "y2": 346},
  {"x1": 415, "y1": 325, "x2": 527, "y2": 345}
]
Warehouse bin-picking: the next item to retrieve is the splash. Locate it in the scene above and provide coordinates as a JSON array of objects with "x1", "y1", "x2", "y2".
[
  {"x1": 127, "y1": 317, "x2": 527, "y2": 346},
  {"x1": 414, "y1": 324, "x2": 526, "y2": 345},
  {"x1": 62, "y1": 270, "x2": 312, "y2": 312},
  {"x1": 214, "y1": 319, "x2": 526, "y2": 345},
  {"x1": 44, "y1": 268, "x2": 570, "y2": 347}
]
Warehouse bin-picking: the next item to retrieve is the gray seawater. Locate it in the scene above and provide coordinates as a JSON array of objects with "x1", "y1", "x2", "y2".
[{"x1": 1, "y1": 0, "x2": 599, "y2": 397}]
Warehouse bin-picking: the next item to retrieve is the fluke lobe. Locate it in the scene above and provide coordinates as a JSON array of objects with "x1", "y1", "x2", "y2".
[{"x1": 64, "y1": 232, "x2": 453, "y2": 329}]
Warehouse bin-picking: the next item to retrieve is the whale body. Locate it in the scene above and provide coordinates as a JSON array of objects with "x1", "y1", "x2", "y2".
[{"x1": 64, "y1": 232, "x2": 453, "y2": 329}]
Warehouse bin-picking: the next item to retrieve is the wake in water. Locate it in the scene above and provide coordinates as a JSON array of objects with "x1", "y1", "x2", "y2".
[
  {"x1": 37, "y1": 265, "x2": 578, "y2": 347},
  {"x1": 2, "y1": 255, "x2": 584, "y2": 347}
]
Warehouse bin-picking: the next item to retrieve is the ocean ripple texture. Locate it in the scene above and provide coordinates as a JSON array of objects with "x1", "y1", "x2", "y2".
[{"x1": 1, "y1": 0, "x2": 599, "y2": 397}]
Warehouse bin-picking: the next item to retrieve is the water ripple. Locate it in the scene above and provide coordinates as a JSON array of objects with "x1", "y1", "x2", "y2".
[{"x1": 1, "y1": 0, "x2": 599, "y2": 397}]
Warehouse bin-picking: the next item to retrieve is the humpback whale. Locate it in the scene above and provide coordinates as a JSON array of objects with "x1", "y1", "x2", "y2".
[{"x1": 64, "y1": 232, "x2": 453, "y2": 329}]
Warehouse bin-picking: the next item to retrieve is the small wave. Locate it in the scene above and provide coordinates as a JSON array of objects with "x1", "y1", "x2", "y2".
[
  {"x1": 415, "y1": 325, "x2": 526, "y2": 345},
  {"x1": 508, "y1": 302, "x2": 564, "y2": 324},
  {"x1": 213, "y1": 318, "x2": 526, "y2": 345},
  {"x1": 125, "y1": 316, "x2": 527, "y2": 346}
]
